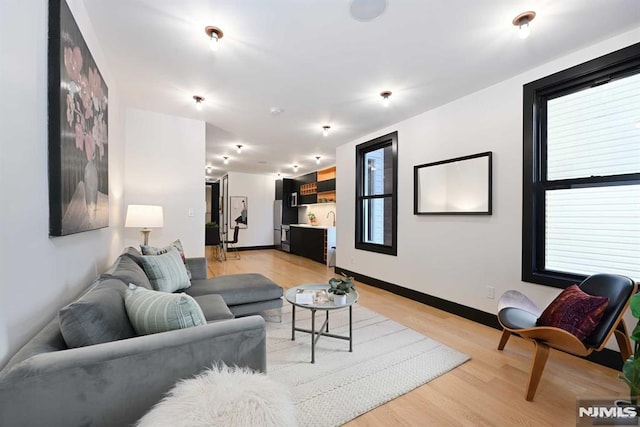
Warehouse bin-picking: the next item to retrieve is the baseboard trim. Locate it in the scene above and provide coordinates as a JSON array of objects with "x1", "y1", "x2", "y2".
[
  {"x1": 334, "y1": 266, "x2": 623, "y2": 371},
  {"x1": 236, "y1": 245, "x2": 276, "y2": 252}
]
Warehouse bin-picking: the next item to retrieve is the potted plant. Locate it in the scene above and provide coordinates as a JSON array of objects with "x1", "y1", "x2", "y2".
[
  {"x1": 328, "y1": 273, "x2": 355, "y2": 305},
  {"x1": 307, "y1": 212, "x2": 317, "y2": 225},
  {"x1": 620, "y1": 293, "x2": 640, "y2": 407},
  {"x1": 205, "y1": 221, "x2": 220, "y2": 246}
]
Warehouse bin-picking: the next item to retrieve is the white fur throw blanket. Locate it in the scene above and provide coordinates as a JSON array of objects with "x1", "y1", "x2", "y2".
[{"x1": 137, "y1": 365, "x2": 297, "y2": 427}]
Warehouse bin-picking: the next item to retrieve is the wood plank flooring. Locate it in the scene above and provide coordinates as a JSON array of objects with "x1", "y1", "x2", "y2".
[{"x1": 206, "y1": 248, "x2": 628, "y2": 426}]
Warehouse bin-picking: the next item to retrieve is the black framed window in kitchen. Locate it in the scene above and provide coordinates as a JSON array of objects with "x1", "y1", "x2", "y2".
[
  {"x1": 355, "y1": 131, "x2": 398, "y2": 256},
  {"x1": 522, "y1": 42, "x2": 640, "y2": 288}
]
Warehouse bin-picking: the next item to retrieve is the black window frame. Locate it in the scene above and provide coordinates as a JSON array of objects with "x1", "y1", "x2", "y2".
[
  {"x1": 522, "y1": 42, "x2": 640, "y2": 289},
  {"x1": 355, "y1": 131, "x2": 398, "y2": 256}
]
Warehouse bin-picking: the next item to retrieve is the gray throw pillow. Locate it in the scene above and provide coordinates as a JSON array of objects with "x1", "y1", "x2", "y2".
[
  {"x1": 58, "y1": 279, "x2": 136, "y2": 348},
  {"x1": 141, "y1": 239, "x2": 192, "y2": 280},
  {"x1": 101, "y1": 254, "x2": 153, "y2": 289},
  {"x1": 124, "y1": 285, "x2": 206, "y2": 335},
  {"x1": 140, "y1": 247, "x2": 191, "y2": 292}
]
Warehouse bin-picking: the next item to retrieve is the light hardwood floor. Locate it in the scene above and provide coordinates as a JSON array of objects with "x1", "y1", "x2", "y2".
[{"x1": 206, "y1": 248, "x2": 628, "y2": 426}]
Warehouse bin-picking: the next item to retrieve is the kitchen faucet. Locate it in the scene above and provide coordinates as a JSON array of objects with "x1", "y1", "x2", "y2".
[{"x1": 327, "y1": 210, "x2": 336, "y2": 226}]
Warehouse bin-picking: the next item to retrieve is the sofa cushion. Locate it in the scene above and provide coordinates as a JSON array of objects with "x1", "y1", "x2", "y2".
[
  {"x1": 192, "y1": 294, "x2": 234, "y2": 322},
  {"x1": 58, "y1": 278, "x2": 136, "y2": 348},
  {"x1": 185, "y1": 274, "x2": 283, "y2": 306},
  {"x1": 124, "y1": 285, "x2": 206, "y2": 335},
  {"x1": 141, "y1": 239, "x2": 192, "y2": 280},
  {"x1": 121, "y1": 246, "x2": 145, "y2": 267},
  {"x1": 140, "y1": 247, "x2": 191, "y2": 292},
  {"x1": 102, "y1": 254, "x2": 153, "y2": 289}
]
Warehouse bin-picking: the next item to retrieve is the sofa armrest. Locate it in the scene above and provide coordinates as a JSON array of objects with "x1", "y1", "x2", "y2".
[
  {"x1": 0, "y1": 316, "x2": 266, "y2": 427},
  {"x1": 186, "y1": 257, "x2": 208, "y2": 280}
]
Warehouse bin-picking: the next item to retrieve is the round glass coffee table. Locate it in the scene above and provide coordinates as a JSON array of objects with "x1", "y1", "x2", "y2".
[{"x1": 285, "y1": 284, "x2": 359, "y2": 363}]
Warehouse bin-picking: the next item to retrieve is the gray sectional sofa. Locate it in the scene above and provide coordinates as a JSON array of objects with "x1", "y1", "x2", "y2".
[{"x1": 0, "y1": 247, "x2": 283, "y2": 427}]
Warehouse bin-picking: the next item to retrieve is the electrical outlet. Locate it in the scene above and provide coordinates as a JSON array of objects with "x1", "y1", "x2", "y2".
[
  {"x1": 486, "y1": 286, "x2": 495, "y2": 300},
  {"x1": 188, "y1": 208, "x2": 194, "y2": 217}
]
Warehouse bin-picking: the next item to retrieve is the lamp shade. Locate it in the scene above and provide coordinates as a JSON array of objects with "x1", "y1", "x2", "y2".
[{"x1": 125, "y1": 205, "x2": 164, "y2": 228}]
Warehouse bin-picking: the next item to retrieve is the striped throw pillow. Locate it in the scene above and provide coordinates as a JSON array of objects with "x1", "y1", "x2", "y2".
[
  {"x1": 124, "y1": 285, "x2": 206, "y2": 335},
  {"x1": 141, "y1": 239, "x2": 192, "y2": 280},
  {"x1": 140, "y1": 247, "x2": 191, "y2": 292}
]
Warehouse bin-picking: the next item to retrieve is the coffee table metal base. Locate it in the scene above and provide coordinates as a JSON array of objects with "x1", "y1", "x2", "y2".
[{"x1": 291, "y1": 304, "x2": 353, "y2": 363}]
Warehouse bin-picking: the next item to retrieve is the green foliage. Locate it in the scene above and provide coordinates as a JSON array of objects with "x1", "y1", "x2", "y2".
[
  {"x1": 328, "y1": 273, "x2": 355, "y2": 296},
  {"x1": 205, "y1": 221, "x2": 219, "y2": 228},
  {"x1": 619, "y1": 293, "x2": 640, "y2": 405}
]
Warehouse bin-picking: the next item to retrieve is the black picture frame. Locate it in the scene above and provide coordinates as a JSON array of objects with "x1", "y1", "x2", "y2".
[
  {"x1": 48, "y1": 0, "x2": 109, "y2": 236},
  {"x1": 413, "y1": 151, "x2": 492, "y2": 215}
]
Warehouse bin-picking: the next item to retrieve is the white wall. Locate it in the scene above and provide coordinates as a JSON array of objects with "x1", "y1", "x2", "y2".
[
  {"x1": 225, "y1": 172, "x2": 275, "y2": 247},
  {"x1": 336, "y1": 28, "x2": 640, "y2": 340},
  {"x1": 298, "y1": 203, "x2": 337, "y2": 227},
  {"x1": 124, "y1": 109, "x2": 205, "y2": 257},
  {"x1": 0, "y1": 0, "x2": 125, "y2": 366}
]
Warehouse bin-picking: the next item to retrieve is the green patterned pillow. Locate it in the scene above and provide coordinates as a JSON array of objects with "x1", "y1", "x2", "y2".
[
  {"x1": 140, "y1": 247, "x2": 191, "y2": 292},
  {"x1": 124, "y1": 285, "x2": 206, "y2": 335},
  {"x1": 141, "y1": 239, "x2": 192, "y2": 280}
]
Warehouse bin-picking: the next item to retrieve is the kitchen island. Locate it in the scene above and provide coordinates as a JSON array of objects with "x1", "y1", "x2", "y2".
[{"x1": 290, "y1": 224, "x2": 336, "y2": 266}]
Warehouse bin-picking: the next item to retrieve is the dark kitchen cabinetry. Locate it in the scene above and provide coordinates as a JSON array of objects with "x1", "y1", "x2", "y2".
[
  {"x1": 274, "y1": 178, "x2": 297, "y2": 225},
  {"x1": 295, "y1": 172, "x2": 318, "y2": 205},
  {"x1": 290, "y1": 226, "x2": 325, "y2": 264},
  {"x1": 317, "y1": 178, "x2": 335, "y2": 193}
]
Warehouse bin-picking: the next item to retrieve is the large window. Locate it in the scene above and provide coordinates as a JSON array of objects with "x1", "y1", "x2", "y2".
[
  {"x1": 355, "y1": 131, "x2": 398, "y2": 255},
  {"x1": 522, "y1": 42, "x2": 640, "y2": 288}
]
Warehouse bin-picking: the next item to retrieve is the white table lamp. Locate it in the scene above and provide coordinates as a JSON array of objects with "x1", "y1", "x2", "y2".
[{"x1": 125, "y1": 205, "x2": 164, "y2": 245}]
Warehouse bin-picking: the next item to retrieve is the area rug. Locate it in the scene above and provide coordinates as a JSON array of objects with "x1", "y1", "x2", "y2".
[{"x1": 266, "y1": 304, "x2": 470, "y2": 427}]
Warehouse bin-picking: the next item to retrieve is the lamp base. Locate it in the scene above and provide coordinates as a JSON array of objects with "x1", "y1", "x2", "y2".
[{"x1": 141, "y1": 228, "x2": 151, "y2": 246}]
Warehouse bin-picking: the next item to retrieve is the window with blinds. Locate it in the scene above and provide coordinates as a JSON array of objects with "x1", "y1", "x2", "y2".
[
  {"x1": 544, "y1": 73, "x2": 640, "y2": 282},
  {"x1": 522, "y1": 42, "x2": 640, "y2": 288}
]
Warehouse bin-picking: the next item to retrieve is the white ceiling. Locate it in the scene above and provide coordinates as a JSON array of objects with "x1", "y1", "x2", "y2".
[{"x1": 83, "y1": 0, "x2": 640, "y2": 180}]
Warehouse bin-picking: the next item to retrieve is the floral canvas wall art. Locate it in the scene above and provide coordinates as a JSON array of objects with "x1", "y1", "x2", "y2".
[{"x1": 48, "y1": 0, "x2": 109, "y2": 236}]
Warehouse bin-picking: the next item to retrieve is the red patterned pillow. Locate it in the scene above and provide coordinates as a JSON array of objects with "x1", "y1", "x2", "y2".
[{"x1": 536, "y1": 284, "x2": 609, "y2": 341}]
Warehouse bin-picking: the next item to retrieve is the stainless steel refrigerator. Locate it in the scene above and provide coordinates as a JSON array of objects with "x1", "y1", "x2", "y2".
[{"x1": 273, "y1": 200, "x2": 291, "y2": 252}]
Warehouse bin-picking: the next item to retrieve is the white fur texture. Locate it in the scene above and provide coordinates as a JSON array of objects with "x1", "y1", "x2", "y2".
[{"x1": 137, "y1": 365, "x2": 297, "y2": 427}]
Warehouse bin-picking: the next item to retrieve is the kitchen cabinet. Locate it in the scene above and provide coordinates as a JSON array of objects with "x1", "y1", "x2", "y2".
[
  {"x1": 316, "y1": 166, "x2": 336, "y2": 203},
  {"x1": 290, "y1": 225, "x2": 336, "y2": 265},
  {"x1": 295, "y1": 171, "x2": 318, "y2": 205}
]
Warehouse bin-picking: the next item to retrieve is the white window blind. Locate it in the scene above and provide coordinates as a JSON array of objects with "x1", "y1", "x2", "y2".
[
  {"x1": 545, "y1": 186, "x2": 640, "y2": 280},
  {"x1": 547, "y1": 73, "x2": 640, "y2": 180}
]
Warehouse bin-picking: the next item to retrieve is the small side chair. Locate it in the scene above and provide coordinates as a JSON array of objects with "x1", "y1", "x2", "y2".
[
  {"x1": 497, "y1": 273, "x2": 636, "y2": 401},
  {"x1": 223, "y1": 225, "x2": 240, "y2": 260}
]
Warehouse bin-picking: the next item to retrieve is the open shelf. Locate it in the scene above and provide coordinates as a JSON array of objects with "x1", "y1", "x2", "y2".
[
  {"x1": 317, "y1": 190, "x2": 336, "y2": 203},
  {"x1": 317, "y1": 166, "x2": 336, "y2": 182}
]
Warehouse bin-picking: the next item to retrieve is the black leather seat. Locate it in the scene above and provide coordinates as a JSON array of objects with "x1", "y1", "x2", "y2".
[{"x1": 497, "y1": 273, "x2": 636, "y2": 401}]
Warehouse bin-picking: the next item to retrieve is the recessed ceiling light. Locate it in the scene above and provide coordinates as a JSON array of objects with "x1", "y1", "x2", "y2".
[
  {"x1": 315, "y1": 156, "x2": 321, "y2": 165},
  {"x1": 204, "y1": 26, "x2": 224, "y2": 51},
  {"x1": 236, "y1": 144, "x2": 243, "y2": 154},
  {"x1": 380, "y1": 91, "x2": 392, "y2": 107},
  {"x1": 322, "y1": 125, "x2": 331, "y2": 137},
  {"x1": 292, "y1": 164, "x2": 298, "y2": 171},
  {"x1": 223, "y1": 156, "x2": 229, "y2": 165},
  {"x1": 512, "y1": 11, "x2": 536, "y2": 40},
  {"x1": 193, "y1": 95, "x2": 204, "y2": 110},
  {"x1": 270, "y1": 107, "x2": 284, "y2": 116},
  {"x1": 350, "y1": 0, "x2": 387, "y2": 22}
]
